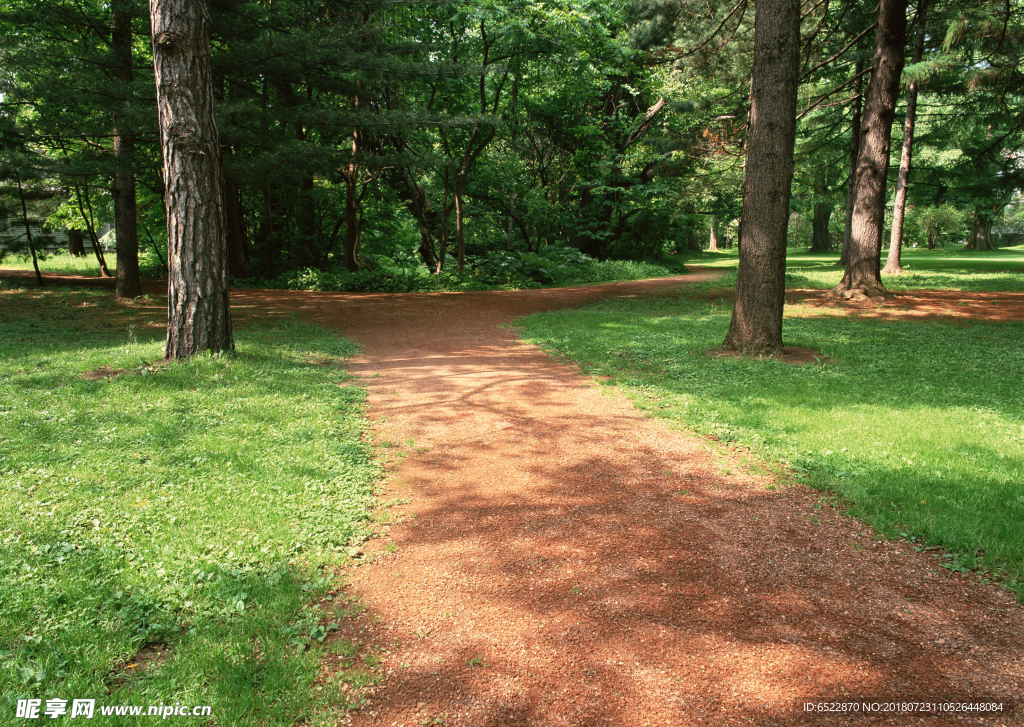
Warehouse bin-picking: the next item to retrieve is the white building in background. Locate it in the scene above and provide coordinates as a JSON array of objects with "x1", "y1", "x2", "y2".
[{"x1": 0, "y1": 198, "x2": 113, "y2": 253}]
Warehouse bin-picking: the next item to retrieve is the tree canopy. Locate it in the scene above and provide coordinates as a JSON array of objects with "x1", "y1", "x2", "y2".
[{"x1": 1, "y1": 0, "x2": 1020, "y2": 297}]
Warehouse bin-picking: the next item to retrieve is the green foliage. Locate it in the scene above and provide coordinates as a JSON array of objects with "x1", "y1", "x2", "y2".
[
  {"x1": 521, "y1": 289, "x2": 1024, "y2": 599},
  {"x1": 0, "y1": 287, "x2": 379, "y2": 724},
  {"x1": 267, "y1": 248, "x2": 686, "y2": 293}
]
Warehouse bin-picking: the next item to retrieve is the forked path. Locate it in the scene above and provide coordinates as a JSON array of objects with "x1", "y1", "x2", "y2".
[
  {"x1": 2, "y1": 268, "x2": 1022, "y2": 724},
  {"x1": 231, "y1": 272, "x2": 1024, "y2": 727}
]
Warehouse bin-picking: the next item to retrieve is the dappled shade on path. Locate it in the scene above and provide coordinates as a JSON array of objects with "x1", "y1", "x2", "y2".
[
  {"x1": 244, "y1": 273, "x2": 1022, "y2": 727},
  {"x1": 3, "y1": 268, "x2": 1022, "y2": 724}
]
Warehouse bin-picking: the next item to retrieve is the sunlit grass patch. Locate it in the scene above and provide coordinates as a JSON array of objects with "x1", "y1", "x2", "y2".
[
  {"x1": 681, "y1": 245, "x2": 1024, "y2": 292},
  {"x1": 0, "y1": 287, "x2": 379, "y2": 724}
]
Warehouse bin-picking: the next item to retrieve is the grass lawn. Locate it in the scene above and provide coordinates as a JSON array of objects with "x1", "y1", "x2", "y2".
[
  {"x1": 0, "y1": 249, "x2": 168, "y2": 279},
  {"x1": 0, "y1": 283, "x2": 379, "y2": 725},
  {"x1": 520, "y1": 247, "x2": 1024, "y2": 599},
  {"x1": 684, "y1": 244, "x2": 1024, "y2": 292}
]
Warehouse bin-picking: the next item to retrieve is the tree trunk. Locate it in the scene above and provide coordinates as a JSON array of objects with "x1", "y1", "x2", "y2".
[
  {"x1": 68, "y1": 230, "x2": 86, "y2": 257},
  {"x1": 966, "y1": 211, "x2": 996, "y2": 250},
  {"x1": 111, "y1": 0, "x2": 142, "y2": 298},
  {"x1": 343, "y1": 170, "x2": 361, "y2": 272},
  {"x1": 811, "y1": 202, "x2": 833, "y2": 251},
  {"x1": 436, "y1": 210, "x2": 449, "y2": 274},
  {"x1": 223, "y1": 175, "x2": 250, "y2": 277},
  {"x1": 142, "y1": 224, "x2": 169, "y2": 275},
  {"x1": 686, "y1": 228, "x2": 702, "y2": 252},
  {"x1": 454, "y1": 185, "x2": 466, "y2": 272},
  {"x1": 721, "y1": 0, "x2": 801, "y2": 357},
  {"x1": 883, "y1": 3, "x2": 927, "y2": 276},
  {"x1": 839, "y1": 60, "x2": 865, "y2": 267},
  {"x1": 294, "y1": 117, "x2": 318, "y2": 267},
  {"x1": 74, "y1": 184, "x2": 111, "y2": 277},
  {"x1": 16, "y1": 174, "x2": 44, "y2": 287},
  {"x1": 435, "y1": 170, "x2": 452, "y2": 274},
  {"x1": 832, "y1": 0, "x2": 908, "y2": 299},
  {"x1": 708, "y1": 216, "x2": 720, "y2": 251},
  {"x1": 151, "y1": 0, "x2": 233, "y2": 358}
]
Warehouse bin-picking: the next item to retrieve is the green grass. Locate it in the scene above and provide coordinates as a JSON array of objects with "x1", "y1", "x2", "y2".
[
  {"x1": 1, "y1": 249, "x2": 168, "y2": 279},
  {"x1": 520, "y1": 291, "x2": 1024, "y2": 599},
  {"x1": 0, "y1": 284, "x2": 379, "y2": 725},
  {"x1": 683, "y1": 244, "x2": 1024, "y2": 292}
]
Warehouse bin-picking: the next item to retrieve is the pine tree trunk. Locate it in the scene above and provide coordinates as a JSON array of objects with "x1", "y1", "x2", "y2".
[
  {"x1": 832, "y1": 0, "x2": 907, "y2": 299},
  {"x1": 839, "y1": 60, "x2": 865, "y2": 267},
  {"x1": 111, "y1": 0, "x2": 142, "y2": 298},
  {"x1": 967, "y1": 211, "x2": 996, "y2": 250},
  {"x1": 811, "y1": 203, "x2": 833, "y2": 251},
  {"x1": 68, "y1": 230, "x2": 86, "y2": 257},
  {"x1": 151, "y1": 0, "x2": 233, "y2": 358},
  {"x1": 261, "y1": 183, "x2": 275, "y2": 279},
  {"x1": 708, "y1": 216, "x2": 720, "y2": 251},
  {"x1": 721, "y1": 0, "x2": 800, "y2": 357},
  {"x1": 883, "y1": 4, "x2": 927, "y2": 276},
  {"x1": 223, "y1": 175, "x2": 250, "y2": 277}
]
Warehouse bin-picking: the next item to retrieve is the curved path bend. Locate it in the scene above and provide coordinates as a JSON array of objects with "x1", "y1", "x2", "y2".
[
  {"x1": 6, "y1": 269, "x2": 1024, "y2": 725},
  {"x1": 234, "y1": 272, "x2": 1024, "y2": 727}
]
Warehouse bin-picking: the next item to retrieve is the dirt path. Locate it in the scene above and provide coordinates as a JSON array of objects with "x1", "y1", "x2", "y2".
[
  {"x1": 5, "y1": 269, "x2": 1024, "y2": 725},
  {"x1": 239, "y1": 274, "x2": 1024, "y2": 727}
]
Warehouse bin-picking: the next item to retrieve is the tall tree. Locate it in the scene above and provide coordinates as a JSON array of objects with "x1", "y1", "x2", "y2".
[
  {"x1": 720, "y1": 0, "x2": 801, "y2": 356},
  {"x1": 883, "y1": 0, "x2": 928, "y2": 275},
  {"x1": 111, "y1": 0, "x2": 143, "y2": 298},
  {"x1": 151, "y1": 0, "x2": 233, "y2": 358},
  {"x1": 839, "y1": 59, "x2": 865, "y2": 267},
  {"x1": 832, "y1": 0, "x2": 908, "y2": 299}
]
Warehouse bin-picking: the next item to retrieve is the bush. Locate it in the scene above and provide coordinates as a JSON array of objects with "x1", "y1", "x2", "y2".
[{"x1": 253, "y1": 247, "x2": 687, "y2": 294}]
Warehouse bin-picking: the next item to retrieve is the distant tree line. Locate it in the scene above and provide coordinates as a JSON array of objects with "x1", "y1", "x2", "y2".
[{"x1": 1, "y1": 0, "x2": 1020, "y2": 356}]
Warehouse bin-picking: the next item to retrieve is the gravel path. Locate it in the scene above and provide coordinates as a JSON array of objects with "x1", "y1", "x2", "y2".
[
  {"x1": 235, "y1": 273, "x2": 1024, "y2": 727},
  {"x1": 5, "y1": 268, "x2": 1023, "y2": 725}
]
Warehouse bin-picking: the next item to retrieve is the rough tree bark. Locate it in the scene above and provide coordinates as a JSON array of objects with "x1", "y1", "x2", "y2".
[
  {"x1": 811, "y1": 202, "x2": 833, "y2": 251},
  {"x1": 720, "y1": 0, "x2": 801, "y2": 357},
  {"x1": 832, "y1": 0, "x2": 908, "y2": 299},
  {"x1": 839, "y1": 60, "x2": 865, "y2": 267},
  {"x1": 111, "y1": 0, "x2": 142, "y2": 298},
  {"x1": 151, "y1": 0, "x2": 233, "y2": 358},
  {"x1": 883, "y1": 1, "x2": 927, "y2": 276}
]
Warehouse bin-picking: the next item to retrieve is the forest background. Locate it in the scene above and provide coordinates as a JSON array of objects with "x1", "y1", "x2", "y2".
[{"x1": 2, "y1": 0, "x2": 1022, "y2": 299}]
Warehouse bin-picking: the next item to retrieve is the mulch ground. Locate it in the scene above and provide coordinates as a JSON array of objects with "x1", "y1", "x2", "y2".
[{"x1": 5, "y1": 267, "x2": 1024, "y2": 726}]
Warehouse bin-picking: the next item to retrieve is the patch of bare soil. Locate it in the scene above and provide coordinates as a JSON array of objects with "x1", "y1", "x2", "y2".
[
  {"x1": 785, "y1": 288, "x2": 1024, "y2": 324},
  {"x1": 224, "y1": 272, "x2": 1024, "y2": 727},
  {"x1": 107, "y1": 643, "x2": 171, "y2": 692},
  {"x1": 82, "y1": 366, "x2": 129, "y2": 381},
  {"x1": 687, "y1": 287, "x2": 1024, "y2": 324}
]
